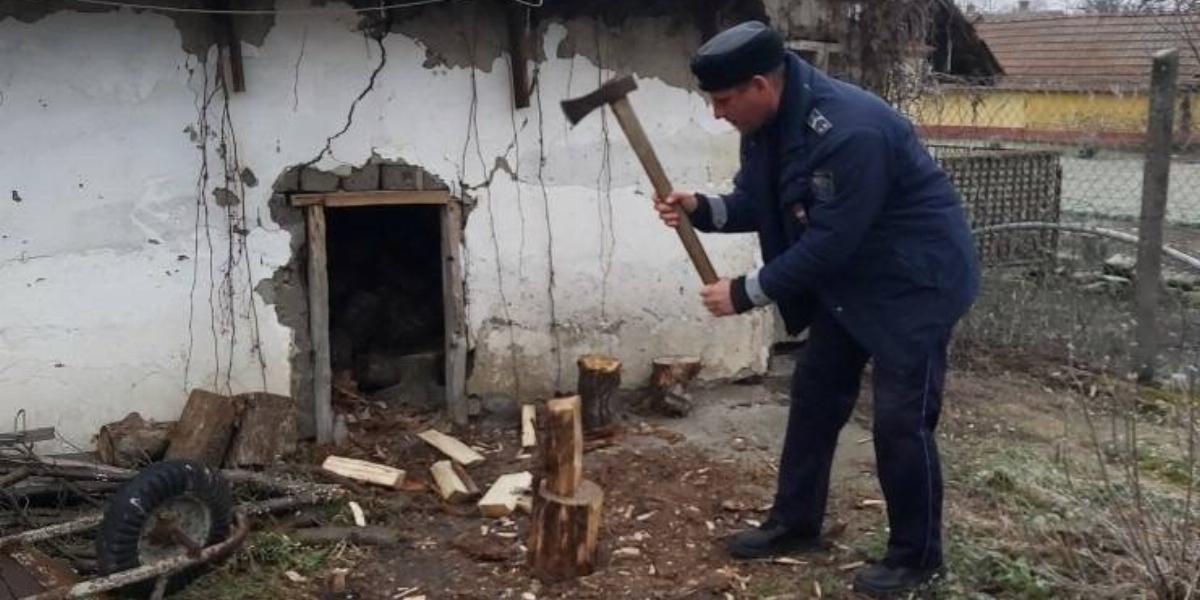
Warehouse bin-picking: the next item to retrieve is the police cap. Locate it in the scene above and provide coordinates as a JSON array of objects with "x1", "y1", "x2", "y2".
[{"x1": 690, "y1": 21, "x2": 785, "y2": 92}]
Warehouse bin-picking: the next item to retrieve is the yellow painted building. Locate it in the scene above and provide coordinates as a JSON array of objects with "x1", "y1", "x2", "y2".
[
  {"x1": 912, "y1": 86, "x2": 1199, "y2": 147},
  {"x1": 922, "y1": 11, "x2": 1200, "y2": 148}
]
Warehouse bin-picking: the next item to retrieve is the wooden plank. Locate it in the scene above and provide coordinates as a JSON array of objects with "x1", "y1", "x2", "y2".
[
  {"x1": 291, "y1": 190, "x2": 451, "y2": 208},
  {"x1": 478, "y1": 471, "x2": 533, "y2": 518},
  {"x1": 442, "y1": 201, "x2": 469, "y2": 426},
  {"x1": 225, "y1": 393, "x2": 298, "y2": 468},
  {"x1": 521, "y1": 403, "x2": 537, "y2": 449},
  {"x1": 417, "y1": 429, "x2": 485, "y2": 466},
  {"x1": 0, "y1": 427, "x2": 55, "y2": 447},
  {"x1": 164, "y1": 389, "x2": 239, "y2": 468},
  {"x1": 307, "y1": 206, "x2": 334, "y2": 444},
  {"x1": 321, "y1": 456, "x2": 405, "y2": 489},
  {"x1": 543, "y1": 396, "x2": 583, "y2": 497},
  {"x1": 430, "y1": 460, "x2": 479, "y2": 503}
]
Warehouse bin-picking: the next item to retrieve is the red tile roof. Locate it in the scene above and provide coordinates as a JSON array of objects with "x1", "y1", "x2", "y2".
[{"x1": 974, "y1": 12, "x2": 1200, "y2": 90}]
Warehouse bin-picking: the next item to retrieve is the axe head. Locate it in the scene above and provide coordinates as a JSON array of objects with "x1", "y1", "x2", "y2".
[{"x1": 561, "y1": 75, "x2": 638, "y2": 126}]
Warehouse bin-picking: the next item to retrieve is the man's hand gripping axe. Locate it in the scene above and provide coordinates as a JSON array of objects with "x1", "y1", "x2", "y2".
[{"x1": 561, "y1": 75, "x2": 719, "y2": 285}]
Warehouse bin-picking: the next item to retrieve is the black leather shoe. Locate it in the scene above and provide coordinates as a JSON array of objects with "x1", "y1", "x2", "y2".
[
  {"x1": 852, "y1": 561, "x2": 943, "y2": 597},
  {"x1": 724, "y1": 519, "x2": 823, "y2": 559}
]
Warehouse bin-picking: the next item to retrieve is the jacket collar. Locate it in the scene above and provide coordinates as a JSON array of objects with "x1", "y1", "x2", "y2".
[{"x1": 773, "y1": 52, "x2": 817, "y2": 159}]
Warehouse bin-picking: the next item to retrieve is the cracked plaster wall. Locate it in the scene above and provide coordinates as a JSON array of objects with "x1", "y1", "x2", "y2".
[{"x1": 0, "y1": 2, "x2": 774, "y2": 450}]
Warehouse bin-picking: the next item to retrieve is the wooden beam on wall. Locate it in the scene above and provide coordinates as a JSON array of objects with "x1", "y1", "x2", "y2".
[
  {"x1": 290, "y1": 190, "x2": 453, "y2": 208},
  {"x1": 208, "y1": 0, "x2": 245, "y2": 92},
  {"x1": 441, "y1": 200, "x2": 469, "y2": 425},
  {"x1": 506, "y1": 4, "x2": 531, "y2": 109},
  {"x1": 305, "y1": 206, "x2": 334, "y2": 444}
]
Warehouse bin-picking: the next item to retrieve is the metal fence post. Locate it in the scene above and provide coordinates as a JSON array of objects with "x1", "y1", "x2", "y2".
[{"x1": 1134, "y1": 48, "x2": 1179, "y2": 384}]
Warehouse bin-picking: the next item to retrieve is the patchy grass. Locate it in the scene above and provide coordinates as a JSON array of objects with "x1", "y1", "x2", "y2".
[{"x1": 175, "y1": 531, "x2": 336, "y2": 600}]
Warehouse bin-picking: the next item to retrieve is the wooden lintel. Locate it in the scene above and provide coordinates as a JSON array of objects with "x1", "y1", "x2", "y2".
[
  {"x1": 291, "y1": 190, "x2": 452, "y2": 208},
  {"x1": 506, "y1": 5, "x2": 531, "y2": 109}
]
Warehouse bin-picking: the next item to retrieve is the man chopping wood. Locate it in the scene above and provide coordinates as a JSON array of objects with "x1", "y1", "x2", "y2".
[{"x1": 654, "y1": 21, "x2": 980, "y2": 596}]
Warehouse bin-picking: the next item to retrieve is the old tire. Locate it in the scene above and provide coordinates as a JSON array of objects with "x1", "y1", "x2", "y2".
[{"x1": 97, "y1": 460, "x2": 233, "y2": 597}]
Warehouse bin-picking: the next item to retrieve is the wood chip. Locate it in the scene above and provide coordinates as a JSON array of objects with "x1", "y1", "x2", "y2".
[
  {"x1": 521, "y1": 403, "x2": 537, "y2": 448},
  {"x1": 635, "y1": 510, "x2": 657, "y2": 521},
  {"x1": 349, "y1": 501, "x2": 366, "y2": 527},
  {"x1": 839, "y1": 560, "x2": 866, "y2": 571},
  {"x1": 613, "y1": 547, "x2": 642, "y2": 558},
  {"x1": 284, "y1": 570, "x2": 307, "y2": 583},
  {"x1": 772, "y1": 557, "x2": 806, "y2": 565},
  {"x1": 856, "y1": 499, "x2": 885, "y2": 509}
]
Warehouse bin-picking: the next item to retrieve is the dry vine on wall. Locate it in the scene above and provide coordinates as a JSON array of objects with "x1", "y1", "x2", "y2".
[{"x1": 183, "y1": 41, "x2": 269, "y2": 396}]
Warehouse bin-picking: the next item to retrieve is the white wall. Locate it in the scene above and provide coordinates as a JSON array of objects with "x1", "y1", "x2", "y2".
[{"x1": 0, "y1": 3, "x2": 771, "y2": 450}]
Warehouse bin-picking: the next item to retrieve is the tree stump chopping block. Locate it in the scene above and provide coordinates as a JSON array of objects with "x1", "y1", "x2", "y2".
[
  {"x1": 577, "y1": 354, "x2": 620, "y2": 430},
  {"x1": 528, "y1": 479, "x2": 604, "y2": 582},
  {"x1": 527, "y1": 395, "x2": 605, "y2": 582},
  {"x1": 649, "y1": 356, "x2": 701, "y2": 417}
]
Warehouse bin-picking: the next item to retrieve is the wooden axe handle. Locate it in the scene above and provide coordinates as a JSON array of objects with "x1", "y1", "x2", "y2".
[{"x1": 609, "y1": 97, "x2": 719, "y2": 285}]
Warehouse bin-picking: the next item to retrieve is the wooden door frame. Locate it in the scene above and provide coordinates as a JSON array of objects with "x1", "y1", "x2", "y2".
[{"x1": 292, "y1": 190, "x2": 468, "y2": 443}]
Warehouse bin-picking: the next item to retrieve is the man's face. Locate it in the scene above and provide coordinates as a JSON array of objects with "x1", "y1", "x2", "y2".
[{"x1": 709, "y1": 75, "x2": 777, "y2": 134}]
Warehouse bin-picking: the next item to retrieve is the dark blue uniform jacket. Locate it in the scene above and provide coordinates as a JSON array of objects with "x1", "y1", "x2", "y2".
[{"x1": 691, "y1": 53, "x2": 981, "y2": 371}]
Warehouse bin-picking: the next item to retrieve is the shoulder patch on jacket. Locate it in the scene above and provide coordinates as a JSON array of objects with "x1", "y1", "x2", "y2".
[{"x1": 807, "y1": 109, "x2": 833, "y2": 136}]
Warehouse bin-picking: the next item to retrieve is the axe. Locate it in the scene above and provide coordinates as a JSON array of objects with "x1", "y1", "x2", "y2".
[{"x1": 562, "y1": 75, "x2": 719, "y2": 285}]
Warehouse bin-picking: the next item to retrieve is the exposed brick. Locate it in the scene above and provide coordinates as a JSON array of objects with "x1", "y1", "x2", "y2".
[
  {"x1": 381, "y1": 164, "x2": 420, "y2": 190},
  {"x1": 300, "y1": 168, "x2": 339, "y2": 192},
  {"x1": 273, "y1": 167, "x2": 301, "y2": 192},
  {"x1": 341, "y1": 163, "x2": 380, "y2": 192}
]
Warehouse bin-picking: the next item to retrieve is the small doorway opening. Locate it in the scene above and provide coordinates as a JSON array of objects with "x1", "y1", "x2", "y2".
[{"x1": 327, "y1": 205, "x2": 444, "y2": 402}]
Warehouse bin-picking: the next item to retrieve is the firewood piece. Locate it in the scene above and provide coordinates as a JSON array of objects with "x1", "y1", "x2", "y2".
[
  {"x1": 417, "y1": 430, "x2": 485, "y2": 466},
  {"x1": 321, "y1": 456, "x2": 406, "y2": 490},
  {"x1": 649, "y1": 357, "x2": 701, "y2": 417},
  {"x1": 543, "y1": 396, "x2": 583, "y2": 497},
  {"x1": 521, "y1": 403, "x2": 537, "y2": 449},
  {"x1": 225, "y1": 393, "x2": 298, "y2": 468},
  {"x1": 96, "y1": 413, "x2": 173, "y2": 468},
  {"x1": 430, "y1": 460, "x2": 479, "y2": 503},
  {"x1": 478, "y1": 472, "x2": 533, "y2": 518},
  {"x1": 290, "y1": 526, "x2": 403, "y2": 547},
  {"x1": 577, "y1": 355, "x2": 620, "y2": 430},
  {"x1": 164, "y1": 389, "x2": 239, "y2": 468},
  {"x1": 528, "y1": 478, "x2": 604, "y2": 582}
]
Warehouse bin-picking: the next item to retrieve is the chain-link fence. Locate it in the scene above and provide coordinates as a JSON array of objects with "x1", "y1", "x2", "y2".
[
  {"x1": 906, "y1": 78, "x2": 1200, "y2": 380},
  {"x1": 913, "y1": 82, "x2": 1200, "y2": 224}
]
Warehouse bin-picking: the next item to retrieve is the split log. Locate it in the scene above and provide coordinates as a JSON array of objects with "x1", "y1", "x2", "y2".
[
  {"x1": 320, "y1": 456, "x2": 406, "y2": 490},
  {"x1": 225, "y1": 393, "x2": 298, "y2": 468},
  {"x1": 478, "y1": 472, "x2": 533, "y2": 518},
  {"x1": 527, "y1": 395, "x2": 603, "y2": 582},
  {"x1": 577, "y1": 355, "x2": 620, "y2": 430},
  {"x1": 417, "y1": 429, "x2": 485, "y2": 466},
  {"x1": 96, "y1": 413, "x2": 172, "y2": 468},
  {"x1": 648, "y1": 356, "x2": 702, "y2": 417},
  {"x1": 165, "y1": 389, "x2": 239, "y2": 468},
  {"x1": 528, "y1": 479, "x2": 604, "y2": 582},
  {"x1": 430, "y1": 460, "x2": 479, "y2": 503},
  {"x1": 542, "y1": 396, "x2": 582, "y2": 496},
  {"x1": 521, "y1": 403, "x2": 537, "y2": 449}
]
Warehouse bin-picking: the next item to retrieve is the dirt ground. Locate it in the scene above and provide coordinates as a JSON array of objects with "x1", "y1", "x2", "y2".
[{"x1": 177, "y1": 348, "x2": 1197, "y2": 600}]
